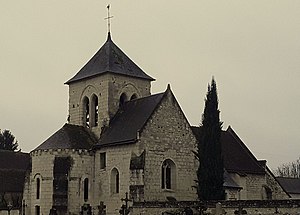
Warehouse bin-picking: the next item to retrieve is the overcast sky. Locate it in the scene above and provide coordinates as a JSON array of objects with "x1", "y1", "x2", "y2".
[{"x1": 1, "y1": 1, "x2": 299, "y2": 170}]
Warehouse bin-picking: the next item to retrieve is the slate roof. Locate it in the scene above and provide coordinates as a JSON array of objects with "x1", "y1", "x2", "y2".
[
  {"x1": 191, "y1": 126, "x2": 265, "y2": 175},
  {"x1": 0, "y1": 150, "x2": 30, "y2": 192},
  {"x1": 276, "y1": 177, "x2": 300, "y2": 194},
  {"x1": 65, "y1": 33, "x2": 154, "y2": 84},
  {"x1": 96, "y1": 92, "x2": 164, "y2": 147},
  {"x1": 0, "y1": 150, "x2": 30, "y2": 170},
  {"x1": 34, "y1": 124, "x2": 97, "y2": 151}
]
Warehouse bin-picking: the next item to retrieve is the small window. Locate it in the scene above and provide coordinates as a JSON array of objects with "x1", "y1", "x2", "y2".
[
  {"x1": 100, "y1": 153, "x2": 106, "y2": 169},
  {"x1": 84, "y1": 178, "x2": 89, "y2": 201},
  {"x1": 116, "y1": 172, "x2": 120, "y2": 194},
  {"x1": 36, "y1": 178, "x2": 40, "y2": 199},
  {"x1": 35, "y1": 206, "x2": 40, "y2": 215},
  {"x1": 264, "y1": 186, "x2": 272, "y2": 200}
]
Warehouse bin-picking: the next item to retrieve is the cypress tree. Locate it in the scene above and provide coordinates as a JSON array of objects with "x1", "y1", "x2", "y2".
[{"x1": 196, "y1": 77, "x2": 224, "y2": 200}]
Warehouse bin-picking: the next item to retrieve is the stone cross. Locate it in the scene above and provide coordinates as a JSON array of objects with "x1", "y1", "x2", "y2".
[{"x1": 119, "y1": 192, "x2": 131, "y2": 215}]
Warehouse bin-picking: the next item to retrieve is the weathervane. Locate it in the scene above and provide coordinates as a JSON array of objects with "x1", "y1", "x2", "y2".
[{"x1": 104, "y1": 4, "x2": 113, "y2": 33}]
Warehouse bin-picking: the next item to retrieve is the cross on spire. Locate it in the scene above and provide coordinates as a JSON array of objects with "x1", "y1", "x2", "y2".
[{"x1": 104, "y1": 4, "x2": 113, "y2": 33}]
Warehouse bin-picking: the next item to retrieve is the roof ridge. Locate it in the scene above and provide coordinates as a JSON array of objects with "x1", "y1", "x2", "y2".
[
  {"x1": 33, "y1": 123, "x2": 96, "y2": 151},
  {"x1": 65, "y1": 34, "x2": 154, "y2": 84},
  {"x1": 226, "y1": 126, "x2": 265, "y2": 172},
  {"x1": 124, "y1": 92, "x2": 164, "y2": 104}
]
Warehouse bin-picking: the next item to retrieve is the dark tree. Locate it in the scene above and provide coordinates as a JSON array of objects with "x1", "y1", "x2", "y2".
[
  {"x1": 0, "y1": 130, "x2": 19, "y2": 151},
  {"x1": 195, "y1": 78, "x2": 225, "y2": 200}
]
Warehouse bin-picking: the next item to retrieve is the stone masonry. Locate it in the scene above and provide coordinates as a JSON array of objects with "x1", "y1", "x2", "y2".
[{"x1": 68, "y1": 73, "x2": 151, "y2": 137}]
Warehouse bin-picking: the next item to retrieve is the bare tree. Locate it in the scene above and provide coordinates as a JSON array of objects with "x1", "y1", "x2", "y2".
[{"x1": 274, "y1": 157, "x2": 300, "y2": 178}]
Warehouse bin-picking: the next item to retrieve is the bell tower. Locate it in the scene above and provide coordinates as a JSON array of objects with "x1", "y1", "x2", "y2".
[{"x1": 65, "y1": 33, "x2": 154, "y2": 137}]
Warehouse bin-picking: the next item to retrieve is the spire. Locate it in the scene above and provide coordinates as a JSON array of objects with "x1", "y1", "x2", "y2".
[
  {"x1": 65, "y1": 31, "x2": 154, "y2": 85},
  {"x1": 107, "y1": 32, "x2": 112, "y2": 41}
]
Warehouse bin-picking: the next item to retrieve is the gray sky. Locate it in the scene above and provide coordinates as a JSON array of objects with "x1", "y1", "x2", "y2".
[{"x1": 1, "y1": 1, "x2": 299, "y2": 170}]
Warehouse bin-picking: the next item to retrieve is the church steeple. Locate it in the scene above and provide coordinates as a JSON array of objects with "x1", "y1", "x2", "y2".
[
  {"x1": 66, "y1": 32, "x2": 154, "y2": 137},
  {"x1": 65, "y1": 32, "x2": 154, "y2": 85},
  {"x1": 107, "y1": 32, "x2": 112, "y2": 41}
]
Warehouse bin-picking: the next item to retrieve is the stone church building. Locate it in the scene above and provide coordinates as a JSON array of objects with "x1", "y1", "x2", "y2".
[{"x1": 22, "y1": 32, "x2": 289, "y2": 215}]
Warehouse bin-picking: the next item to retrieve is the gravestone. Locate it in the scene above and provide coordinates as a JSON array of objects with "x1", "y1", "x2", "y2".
[{"x1": 80, "y1": 204, "x2": 92, "y2": 215}]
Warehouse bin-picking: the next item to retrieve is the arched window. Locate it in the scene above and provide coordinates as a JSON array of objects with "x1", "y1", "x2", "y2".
[
  {"x1": 35, "y1": 206, "x2": 40, "y2": 215},
  {"x1": 111, "y1": 168, "x2": 120, "y2": 194},
  {"x1": 119, "y1": 93, "x2": 127, "y2": 107},
  {"x1": 130, "y1": 94, "x2": 137, "y2": 100},
  {"x1": 83, "y1": 178, "x2": 89, "y2": 201},
  {"x1": 90, "y1": 95, "x2": 99, "y2": 127},
  {"x1": 36, "y1": 178, "x2": 40, "y2": 199},
  {"x1": 83, "y1": 97, "x2": 89, "y2": 127},
  {"x1": 264, "y1": 185, "x2": 272, "y2": 200},
  {"x1": 161, "y1": 159, "x2": 176, "y2": 190}
]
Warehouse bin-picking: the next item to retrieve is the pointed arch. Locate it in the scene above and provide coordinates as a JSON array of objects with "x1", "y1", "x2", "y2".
[
  {"x1": 119, "y1": 93, "x2": 128, "y2": 107},
  {"x1": 130, "y1": 93, "x2": 138, "y2": 100},
  {"x1": 161, "y1": 159, "x2": 176, "y2": 190},
  {"x1": 111, "y1": 168, "x2": 120, "y2": 194}
]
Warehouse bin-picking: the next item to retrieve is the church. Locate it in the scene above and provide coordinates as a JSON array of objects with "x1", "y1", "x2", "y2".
[{"x1": 21, "y1": 31, "x2": 289, "y2": 215}]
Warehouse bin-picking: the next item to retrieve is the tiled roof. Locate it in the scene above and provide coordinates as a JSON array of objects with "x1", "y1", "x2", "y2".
[
  {"x1": 276, "y1": 177, "x2": 300, "y2": 194},
  {"x1": 34, "y1": 124, "x2": 97, "y2": 151},
  {"x1": 191, "y1": 126, "x2": 265, "y2": 175},
  {"x1": 96, "y1": 92, "x2": 164, "y2": 147},
  {"x1": 65, "y1": 33, "x2": 154, "y2": 84}
]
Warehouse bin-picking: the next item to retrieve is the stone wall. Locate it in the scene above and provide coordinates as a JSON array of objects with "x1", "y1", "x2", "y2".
[
  {"x1": 90, "y1": 88, "x2": 199, "y2": 214},
  {"x1": 67, "y1": 150, "x2": 94, "y2": 215},
  {"x1": 131, "y1": 200, "x2": 300, "y2": 215},
  {"x1": 28, "y1": 149, "x2": 94, "y2": 215},
  {"x1": 94, "y1": 143, "x2": 142, "y2": 215},
  {"x1": 0, "y1": 210, "x2": 19, "y2": 215},
  {"x1": 141, "y1": 89, "x2": 198, "y2": 202},
  {"x1": 29, "y1": 150, "x2": 55, "y2": 215},
  {"x1": 264, "y1": 167, "x2": 290, "y2": 200},
  {"x1": 68, "y1": 73, "x2": 151, "y2": 137},
  {"x1": 229, "y1": 173, "x2": 266, "y2": 200}
]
